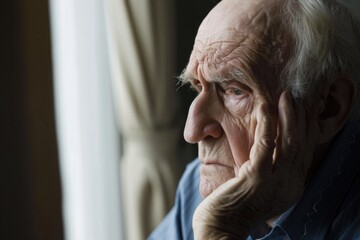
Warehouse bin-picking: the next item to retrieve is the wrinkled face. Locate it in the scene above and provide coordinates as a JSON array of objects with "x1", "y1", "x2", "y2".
[{"x1": 182, "y1": 0, "x2": 290, "y2": 197}]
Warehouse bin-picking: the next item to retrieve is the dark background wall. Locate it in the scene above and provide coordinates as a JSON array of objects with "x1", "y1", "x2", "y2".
[
  {"x1": 1, "y1": 0, "x2": 218, "y2": 239},
  {"x1": 175, "y1": 0, "x2": 219, "y2": 73},
  {"x1": 1, "y1": 0, "x2": 63, "y2": 239}
]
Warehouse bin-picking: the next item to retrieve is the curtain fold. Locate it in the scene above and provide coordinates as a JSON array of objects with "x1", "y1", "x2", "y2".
[{"x1": 105, "y1": 0, "x2": 179, "y2": 239}]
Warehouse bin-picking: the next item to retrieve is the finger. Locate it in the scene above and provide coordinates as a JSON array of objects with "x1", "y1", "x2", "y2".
[
  {"x1": 277, "y1": 91, "x2": 298, "y2": 168},
  {"x1": 250, "y1": 103, "x2": 276, "y2": 175}
]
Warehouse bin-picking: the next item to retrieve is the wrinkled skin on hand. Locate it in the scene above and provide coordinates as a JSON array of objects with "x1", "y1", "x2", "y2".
[{"x1": 193, "y1": 92, "x2": 320, "y2": 239}]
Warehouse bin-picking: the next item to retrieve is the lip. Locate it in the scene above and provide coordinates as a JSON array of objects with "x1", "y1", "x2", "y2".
[{"x1": 201, "y1": 159, "x2": 231, "y2": 168}]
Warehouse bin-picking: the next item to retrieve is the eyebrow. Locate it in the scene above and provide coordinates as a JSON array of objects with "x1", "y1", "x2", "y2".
[
  {"x1": 177, "y1": 67, "x2": 248, "y2": 85},
  {"x1": 177, "y1": 69, "x2": 191, "y2": 85}
]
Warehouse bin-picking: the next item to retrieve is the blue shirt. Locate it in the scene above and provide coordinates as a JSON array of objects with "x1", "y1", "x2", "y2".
[{"x1": 148, "y1": 121, "x2": 360, "y2": 240}]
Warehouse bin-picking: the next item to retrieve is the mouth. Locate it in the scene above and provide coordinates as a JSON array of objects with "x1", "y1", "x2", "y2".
[{"x1": 201, "y1": 159, "x2": 232, "y2": 168}]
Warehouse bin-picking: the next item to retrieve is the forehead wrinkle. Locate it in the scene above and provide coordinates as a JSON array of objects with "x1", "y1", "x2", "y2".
[
  {"x1": 185, "y1": 0, "x2": 289, "y2": 92},
  {"x1": 201, "y1": 42, "x2": 243, "y2": 78},
  {"x1": 189, "y1": 32, "x2": 246, "y2": 74},
  {"x1": 195, "y1": 42, "x2": 264, "y2": 86}
]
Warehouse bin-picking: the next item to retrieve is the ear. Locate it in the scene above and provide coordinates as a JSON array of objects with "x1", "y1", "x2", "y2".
[{"x1": 316, "y1": 74, "x2": 357, "y2": 144}]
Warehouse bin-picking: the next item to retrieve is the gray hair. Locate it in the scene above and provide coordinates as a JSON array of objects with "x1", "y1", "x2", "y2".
[{"x1": 282, "y1": 0, "x2": 360, "y2": 118}]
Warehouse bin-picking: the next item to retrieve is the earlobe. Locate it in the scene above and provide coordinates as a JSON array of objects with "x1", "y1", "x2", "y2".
[{"x1": 316, "y1": 74, "x2": 356, "y2": 144}]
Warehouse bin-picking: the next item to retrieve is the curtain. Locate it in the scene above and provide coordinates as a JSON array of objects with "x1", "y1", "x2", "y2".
[
  {"x1": 105, "y1": 0, "x2": 180, "y2": 239},
  {"x1": 49, "y1": 0, "x2": 124, "y2": 239}
]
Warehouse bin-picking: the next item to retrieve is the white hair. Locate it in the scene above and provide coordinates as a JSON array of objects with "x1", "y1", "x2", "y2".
[{"x1": 282, "y1": 0, "x2": 360, "y2": 118}]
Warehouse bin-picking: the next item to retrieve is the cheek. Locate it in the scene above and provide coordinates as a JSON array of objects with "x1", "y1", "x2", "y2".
[
  {"x1": 222, "y1": 97, "x2": 257, "y2": 169},
  {"x1": 224, "y1": 94, "x2": 253, "y2": 116}
]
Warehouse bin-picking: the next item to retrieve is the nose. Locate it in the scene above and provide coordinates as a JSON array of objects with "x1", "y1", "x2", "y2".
[{"x1": 183, "y1": 92, "x2": 223, "y2": 143}]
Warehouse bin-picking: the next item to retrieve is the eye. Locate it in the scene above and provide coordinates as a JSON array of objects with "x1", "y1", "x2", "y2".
[
  {"x1": 225, "y1": 87, "x2": 243, "y2": 96},
  {"x1": 217, "y1": 81, "x2": 249, "y2": 98}
]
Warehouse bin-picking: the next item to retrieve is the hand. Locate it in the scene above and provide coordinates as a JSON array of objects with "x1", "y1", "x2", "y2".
[{"x1": 193, "y1": 91, "x2": 320, "y2": 239}]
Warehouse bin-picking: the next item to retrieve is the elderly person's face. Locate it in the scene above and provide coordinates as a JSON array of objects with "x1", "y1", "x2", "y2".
[{"x1": 183, "y1": 0, "x2": 290, "y2": 197}]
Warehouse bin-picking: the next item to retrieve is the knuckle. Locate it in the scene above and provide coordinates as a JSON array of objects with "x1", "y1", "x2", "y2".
[
  {"x1": 257, "y1": 138, "x2": 275, "y2": 155},
  {"x1": 260, "y1": 138, "x2": 275, "y2": 150}
]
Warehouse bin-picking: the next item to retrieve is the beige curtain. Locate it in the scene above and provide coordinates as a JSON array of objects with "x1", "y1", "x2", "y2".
[{"x1": 105, "y1": 0, "x2": 179, "y2": 239}]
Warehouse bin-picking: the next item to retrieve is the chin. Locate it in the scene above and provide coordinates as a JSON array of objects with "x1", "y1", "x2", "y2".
[
  {"x1": 199, "y1": 164, "x2": 235, "y2": 198},
  {"x1": 199, "y1": 177, "x2": 220, "y2": 197}
]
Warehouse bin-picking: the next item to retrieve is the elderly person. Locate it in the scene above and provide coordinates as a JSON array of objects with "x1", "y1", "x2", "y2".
[{"x1": 149, "y1": 0, "x2": 360, "y2": 239}]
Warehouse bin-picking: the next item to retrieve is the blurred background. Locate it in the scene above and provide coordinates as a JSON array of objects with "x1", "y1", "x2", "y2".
[{"x1": 1, "y1": 0, "x2": 217, "y2": 239}]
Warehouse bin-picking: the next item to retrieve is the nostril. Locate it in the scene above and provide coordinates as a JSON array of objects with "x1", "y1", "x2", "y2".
[
  {"x1": 203, "y1": 122, "x2": 223, "y2": 139},
  {"x1": 183, "y1": 119, "x2": 223, "y2": 144}
]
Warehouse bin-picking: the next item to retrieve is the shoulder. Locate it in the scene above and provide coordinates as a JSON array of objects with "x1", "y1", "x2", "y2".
[
  {"x1": 178, "y1": 159, "x2": 201, "y2": 194},
  {"x1": 326, "y1": 120, "x2": 360, "y2": 239},
  {"x1": 330, "y1": 183, "x2": 360, "y2": 239},
  {"x1": 148, "y1": 159, "x2": 202, "y2": 240}
]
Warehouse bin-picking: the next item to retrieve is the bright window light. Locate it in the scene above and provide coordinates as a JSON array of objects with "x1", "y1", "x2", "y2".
[{"x1": 49, "y1": 0, "x2": 123, "y2": 239}]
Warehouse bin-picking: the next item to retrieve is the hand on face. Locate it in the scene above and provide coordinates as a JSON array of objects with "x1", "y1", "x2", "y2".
[{"x1": 193, "y1": 91, "x2": 319, "y2": 240}]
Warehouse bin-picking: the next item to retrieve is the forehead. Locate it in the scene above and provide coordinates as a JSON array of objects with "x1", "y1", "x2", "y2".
[
  {"x1": 184, "y1": 0, "x2": 289, "y2": 89},
  {"x1": 196, "y1": 0, "x2": 278, "y2": 40}
]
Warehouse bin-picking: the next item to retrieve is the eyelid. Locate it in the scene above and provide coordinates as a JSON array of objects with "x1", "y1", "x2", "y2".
[{"x1": 218, "y1": 80, "x2": 252, "y2": 93}]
